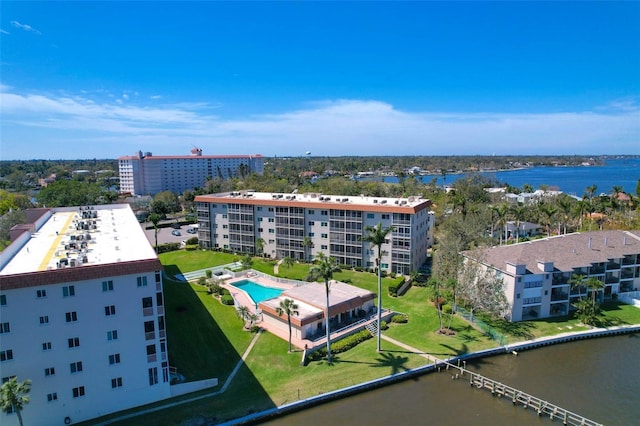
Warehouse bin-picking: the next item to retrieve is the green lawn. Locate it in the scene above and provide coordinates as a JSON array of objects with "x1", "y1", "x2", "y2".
[{"x1": 104, "y1": 250, "x2": 640, "y2": 425}]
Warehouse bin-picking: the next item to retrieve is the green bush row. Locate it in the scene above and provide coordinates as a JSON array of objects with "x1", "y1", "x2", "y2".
[
  {"x1": 307, "y1": 329, "x2": 373, "y2": 361},
  {"x1": 388, "y1": 276, "x2": 406, "y2": 296},
  {"x1": 221, "y1": 295, "x2": 234, "y2": 305},
  {"x1": 390, "y1": 314, "x2": 409, "y2": 324},
  {"x1": 157, "y1": 242, "x2": 180, "y2": 254}
]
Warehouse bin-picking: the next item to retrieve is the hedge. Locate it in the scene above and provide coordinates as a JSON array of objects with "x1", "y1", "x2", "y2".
[
  {"x1": 307, "y1": 329, "x2": 372, "y2": 361},
  {"x1": 388, "y1": 276, "x2": 406, "y2": 296},
  {"x1": 221, "y1": 295, "x2": 234, "y2": 305}
]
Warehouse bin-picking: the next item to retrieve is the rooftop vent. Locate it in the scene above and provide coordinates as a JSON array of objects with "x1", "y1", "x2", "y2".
[
  {"x1": 380, "y1": 200, "x2": 387, "y2": 204},
  {"x1": 373, "y1": 199, "x2": 378, "y2": 204}
]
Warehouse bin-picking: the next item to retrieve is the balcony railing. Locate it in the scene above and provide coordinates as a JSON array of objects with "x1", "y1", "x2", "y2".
[
  {"x1": 551, "y1": 293, "x2": 569, "y2": 302},
  {"x1": 147, "y1": 354, "x2": 157, "y2": 363},
  {"x1": 143, "y1": 307, "x2": 154, "y2": 317},
  {"x1": 606, "y1": 262, "x2": 621, "y2": 270},
  {"x1": 145, "y1": 331, "x2": 156, "y2": 341}
]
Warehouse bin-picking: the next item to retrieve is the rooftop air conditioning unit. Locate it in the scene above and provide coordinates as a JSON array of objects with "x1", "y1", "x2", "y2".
[{"x1": 373, "y1": 200, "x2": 378, "y2": 203}]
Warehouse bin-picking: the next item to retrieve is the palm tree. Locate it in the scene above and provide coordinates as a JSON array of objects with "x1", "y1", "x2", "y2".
[
  {"x1": 0, "y1": 377, "x2": 31, "y2": 426},
  {"x1": 556, "y1": 196, "x2": 573, "y2": 235},
  {"x1": 255, "y1": 237, "x2": 265, "y2": 257},
  {"x1": 307, "y1": 252, "x2": 340, "y2": 364},
  {"x1": 241, "y1": 254, "x2": 253, "y2": 270},
  {"x1": 281, "y1": 256, "x2": 294, "y2": 269},
  {"x1": 148, "y1": 213, "x2": 162, "y2": 253},
  {"x1": 237, "y1": 305, "x2": 250, "y2": 328},
  {"x1": 510, "y1": 204, "x2": 526, "y2": 243},
  {"x1": 276, "y1": 298, "x2": 300, "y2": 352},
  {"x1": 538, "y1": 203, "x2": 557, "y2": 237},
  {"x1": 493, "y1": 204, "x2": 509, "y2": 245},
  {"x1": 302, "y1": 236, "x2": 313, "y2": 262},
  {"x1": 361, "y1": 222, "x2": 394, "y2": 352}
]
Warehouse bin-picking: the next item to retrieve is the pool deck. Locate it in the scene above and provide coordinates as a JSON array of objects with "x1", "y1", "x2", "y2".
[{"x1": 222, "y1": 273, "x2": 387, "y2": 351}]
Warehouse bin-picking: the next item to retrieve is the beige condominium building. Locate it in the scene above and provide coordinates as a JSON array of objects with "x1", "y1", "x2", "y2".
[
  {"x1": 195, "y1": 191, "x2": 435, "y2": 275},
  {"x1": 0, "y1": 204, "x2": 169, "y2": 426},
  {"x1": 118, "y1": 148, "x2": 264, "y2": 196},
  {"x1": 462, "y1": 230, "x2": 640, "y2": 321}
]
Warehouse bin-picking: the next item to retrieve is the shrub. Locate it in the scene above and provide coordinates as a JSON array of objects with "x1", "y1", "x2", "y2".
[
  {"x1": 205, "y1": 270, "x2": 213, "y2": 279},
  {"x1": 157, "y1": 242, "x2": 180, "y2": 254},
  {"x1": 390, "y1": 314, "x2": 409, "y2": 324},
  {"x1": 442, "y1": 304, "x2": 453, "y2": 314},
  {"x1": 307, "y1": 330, "x2": 372, "y2": 361},
  {"x1": 197, "y1": 277, "x2": 207, "y2": 286},
  {"x1": 185, "y1": 244, "x2": 198, "y2": 251},
  {"x1": 388, "y1": 285, "x2": 398, "y2": 297},
  {"x1": 343, "y1": 278, "x2": 352, "y2": 284},
  {"x1": 380, "y1": 321, "x2": 389, "y2": 330},
  {"x1": 221, "y1": 295, "x2": 234, "y2": 305},
  {"x1": 221, "y1": 288, "x2": 230, "y2": 296},
  {"x1": 186, "y1": 236, "x2": 199, "y2": 245}
]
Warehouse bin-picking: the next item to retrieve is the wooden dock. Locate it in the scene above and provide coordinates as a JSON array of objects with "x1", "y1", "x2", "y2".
[{"x1": 439, "y1": 360, "x2": 603, "y2": 426}]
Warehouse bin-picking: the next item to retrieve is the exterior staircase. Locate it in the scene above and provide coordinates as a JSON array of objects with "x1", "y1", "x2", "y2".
[{"x1": 365, "y1": 321, "x2": 378, "y2": 336}]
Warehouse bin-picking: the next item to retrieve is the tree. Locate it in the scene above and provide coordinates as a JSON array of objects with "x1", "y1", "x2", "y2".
[
  {"x1": 255, "y1": 238, "x2": 265, "y2": 256},
  {"x1": 458, "y1": 252, "x2": 509, "y2": 320},
  {"x1": 241, "y1": 254, "x2": 253, "y2": 270},
  {"x1": 150, "y1": 191, "x2": 181, "y2": 215},
  {"x1": 302, "y1": 236, "x2": 314, "y2": 262},
  {"x1": 555, "y1": 195, "x2": 573, "y2": 235},
  {"x1": 361, "y1": 222, "x2": 394, "y2": 352},
  {"x1": 493, "y1": 204, "x2": 509, "y2": 245},
  {"x1": 569, "y1": 274, "x2": 604, "y2": 326},
  {"x1": 148, "y1": 213, "x2": 162, "y2": 253},
  {"x1": 281, "y1": 256, "x2": 294, "y2": 269},
  {"x1": 538, "y1": 203, "x2": 557, "y2": 237},
  {"x1": 510, "y1": 204, "x2": 526, "y2": 243},
  {"x1": 276, "y1": 298, "x2": 300, "y2": 352},
  {"x1": 237, "y1": 306, "x2": 250, "y2": 328},
  {"x1": 0, "y1": 377, "x2": 31, "y2": 426},
  {"x1": 307, "y1": 253, "x2": 340, "y2": 364}
]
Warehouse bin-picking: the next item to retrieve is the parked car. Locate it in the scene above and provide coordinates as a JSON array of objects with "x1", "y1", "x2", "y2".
[
  {"x1": 186, "y1": 228, "x2": 197, "y2": 234},
  {"x1": 171, "y1": 223, "x2": 181, "y2": 229},
  {"x1": 171, "y1": 230, "x2": 181, "y2": 236}
]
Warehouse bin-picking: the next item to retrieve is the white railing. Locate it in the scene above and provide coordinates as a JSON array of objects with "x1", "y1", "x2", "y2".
[{"x1": 618, "y1": 291, "x2": 640, "y2": 307}]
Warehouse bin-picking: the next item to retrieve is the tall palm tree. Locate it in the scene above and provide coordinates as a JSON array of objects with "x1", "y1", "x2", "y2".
[
  {"x1": 361, "y1": 222, "x2": 394, "y2": 352},
  {"x1": 237, "y1": 305, "x2": 250, "y2": 328},
  {"x1": 302, "y1": 236, "x2": 313, "y2": 262},
  {"x1": 255, "y1": 237, "x2": 265, "y2": 256},
  {"x1": 307, "y1": 252, "x2": 340, "y2": 364},
  {"x1": 0, "y1": 377, "x2": 31, "y2": 426},
  {"x1": 276, "y1": 298, "x2": 300, "y2": 352},
  {"x1": 281, "y1": 256, "x2": 294, "y2": 269},
  {"x1": 510, "y1": 204, "x2": 526, "y2": 243},
  {"x1": 148, "y1": 213, "x2": 162, "y2": 253},
  {"x1": 555, "y1": 196, "x2": 573, "y2": 235},
  {"x1": 493, "y1": 204, "x2": 509, "y2": 245},
  {"x1": 538, "y1": 203, "x2": 557, "y2": 237}
]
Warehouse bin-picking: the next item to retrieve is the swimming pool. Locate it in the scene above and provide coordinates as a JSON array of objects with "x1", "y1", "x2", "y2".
[{"x1": 230, "y1": 280, "x2": 284, "y2": 306}]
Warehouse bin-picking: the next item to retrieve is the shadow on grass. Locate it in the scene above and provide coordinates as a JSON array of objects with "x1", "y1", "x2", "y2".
[
  {"x1": 163, "y1": 268, "x2": 276, "y2": 417},
  {"x1": 371, "y1": 352, "x2": 411, "y2": 375},
  {"x1": 477, "y1": 315, "x2": 536, "y2": 340}
]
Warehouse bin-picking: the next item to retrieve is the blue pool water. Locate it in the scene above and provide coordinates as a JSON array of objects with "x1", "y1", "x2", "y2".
[{"x1": 231, "y1": 280, "x2": 284, "y2": 305}]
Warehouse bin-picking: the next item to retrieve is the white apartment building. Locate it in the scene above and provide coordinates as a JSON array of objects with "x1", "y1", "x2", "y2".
[
  {"x1": 195, "y1": 191, "x2": 435, "y2": 274},
  {"x1": 462, "y1": 230, "x2": 640, "y2": 321},
  {"x1": 0, "y1": 204, "x2": 170, "y2": 426},
  {"x1": 118, "y1": 148, "x2": 265, "y2": 196}
]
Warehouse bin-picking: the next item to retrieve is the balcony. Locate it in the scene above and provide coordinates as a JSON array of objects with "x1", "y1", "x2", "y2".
[
  {"x1": 143, "y1": 307, "x2": 154, "y2": 317},
  {"x1": 621, "y1": 268, "x2": 634, "y2": 279},
  {"x1": 551, "y1": 292, "x2": 569, "y2": 302},
  {"x1": 606, "y1": 262, "x2": 621, "y2": 271},
  {"x1": 589, "y1": 266, "x2": 605, "y2": 275},
  {"x1": 157, "y1": 306, "x2": 164, "y2": 315},
  {"x1": 147, "y1": 354, "x2": 157, "y2": 363},
  {"x1": 145, "y1": 331, "x2": 156, "y2": 341}
]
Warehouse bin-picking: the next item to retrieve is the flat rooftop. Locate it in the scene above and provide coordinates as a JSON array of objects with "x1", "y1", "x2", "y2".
[
  {"x1": 0, "y1": 204, "x2": 157, "y2": 276},
  {"x1": 196, "y1": 191, "x2": 432, "y2": 211}
]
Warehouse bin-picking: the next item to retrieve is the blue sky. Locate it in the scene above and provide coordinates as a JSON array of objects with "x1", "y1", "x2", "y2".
[{"x1": 1, "y1": 1, "x2": 639, "y2": 160}]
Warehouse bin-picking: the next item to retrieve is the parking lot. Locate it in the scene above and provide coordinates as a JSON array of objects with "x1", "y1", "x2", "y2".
[{"x1": 142, "y1": 224, "x2": 198, "y2": 246}]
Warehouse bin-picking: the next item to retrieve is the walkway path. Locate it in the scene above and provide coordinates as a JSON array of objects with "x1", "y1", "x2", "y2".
[
  {"x1": 95, "y1": 330, "x2": 263, "y2": 425},
  {"x1": 381, "y1": 335, "x2": 434, "y2": 362}
]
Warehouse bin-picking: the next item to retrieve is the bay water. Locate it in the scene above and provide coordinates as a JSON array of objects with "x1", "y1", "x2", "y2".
[{"x1": 265, "y1": 334, "x2": 640, "y2": 425}]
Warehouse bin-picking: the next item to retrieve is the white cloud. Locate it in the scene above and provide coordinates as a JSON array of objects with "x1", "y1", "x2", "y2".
[
  {"x1": 0, "y1": 87, "x2": 638, "y2": 159},
  {"x1": 0, "y1": 29, "x2": 10, "y2": 35},
  {"x1": 11, "y1": 21, "x2": 41, "y2": 35}
]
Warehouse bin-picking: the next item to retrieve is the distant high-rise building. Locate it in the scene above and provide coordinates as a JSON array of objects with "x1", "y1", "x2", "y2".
[
  {"x1": 0, "y1": 204, "x2": 170, "y2": 425},
  {"x1": 118, "y1": 148, "x2": 264, "y2": 195}
]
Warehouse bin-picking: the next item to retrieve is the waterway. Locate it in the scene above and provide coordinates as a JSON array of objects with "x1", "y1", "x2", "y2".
[
  {"x1": 266, "y1": 334, "x2": 639, "y2": 425},
  {"x1": 366, "y1": 157, "x2": 640, "y2": 196}
]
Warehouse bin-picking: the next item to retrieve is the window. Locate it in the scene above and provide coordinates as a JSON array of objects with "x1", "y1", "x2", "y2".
[
  {"x1": 70, "y1": 361, "x2": 83, "y2": 373},
  {"x1": 268, "y1": 218, "x2": 274, "y2": 223},
  {"x1": 222, "y1": 214, "x2": 227, "y2": 219},
  {"x1": 62, "y1": 285, "x2": 75, "y2": 297},
  {"x1": 137, "y1": 276, "x2": 148, "y2": 287},
  {"x1": 68, "y1": 337, "x2": 80, "y2": 348},
  {"x1": 268, "y1": 208, "x2": 274, "y2": 212},
  {"x1": 65, "y1": 312, "x2": 78, "y2": 323},
  {"x1": 0, "y1": 322, "x2": 9, "y2": 334},
  {"x1": 142, "y1": 297, "x2": 153, "y2": 309},
  {"x1": 72, "y1": 386, "x2": 85, "y2": 398},
  {"x1": 148, "y1": 367, "x2": 158, "y2": 385},
  {"x1": 105, "y1": 305, "x2": 116, "y2": 316},
  {"x1": 102, "y1": 280, "x2": 114, "y2": 292},
  {"x1": 0, "y1": 295, "x2": 6, "y2": 305},
  {"x1": 45, "y1": 367, "x2": 55, "y2": 376},
  {"x1": 257, "y1": 207, "x2": 262, "y2": 211},
  {"x1": 308, "y1": 210, "x2": 315, "y2": 215},
  {"x1": 268, "y1": 229, "x2": 274, "y2": 234},
  {"x1": 109, "y1": 354, "x2": 121, "y2": 365},
  {"x1": 42, "y1": 342, "x2": 52, "y2": 351},
  {"x1": 37, "y1": 289, "x2": 47, "y2": 298},
  {"x1": 107, "y1": 330, "x2": 118, "y2": 341},
  {"x1": 308, "y1": 232, "x2": 315, "y2": 237},
  {"x1": 308, "y1": 221, "x2": 315, "y2": 226},
  {"x1": 40, "y1": 315, "x2": 49, "y2": 325},
  {"x1": 147, "y1": 344, "x2": 157, "y2": 356},
  {"x1": 156, "y1": 293, "x2": 163, "y2": 306},
  {"x1": 47, "y1": 392, "x2": 58, "y2": 402},
  {"x1": 321, "y1": 222, "x2": 328, "y2": 227},
  {"x1": 0, "y1": 350, "x2": 13, "y2": 362},
  {"x1": 111, "y1": 377, "x2": 123, "y2": 388},
  {"x1": 321, "y1": 233, "x2": 328, "y2": 238},
  {"x1": 321, "y1": 245, "x2": 328, "y2": 250},
  {"x1": 382, "y1": 214, "x2": 390, "y2": 220},
  {"x1": 155, "y1": 272, "x2": 161, "y2": 283},
  {"x1": 367, "y1": 213, "x2": 375, "y2": 219}
]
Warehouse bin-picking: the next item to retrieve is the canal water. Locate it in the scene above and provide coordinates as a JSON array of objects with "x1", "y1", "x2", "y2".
[{"x1": 265, "y1": 335, "x2": 639, "y2": 425}]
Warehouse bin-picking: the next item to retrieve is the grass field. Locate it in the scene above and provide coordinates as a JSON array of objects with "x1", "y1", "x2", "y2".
[{"x1": 104, "y1": 250, "x2": 640, "y2": 425}]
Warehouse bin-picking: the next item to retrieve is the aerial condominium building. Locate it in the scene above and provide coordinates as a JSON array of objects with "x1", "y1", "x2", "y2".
[
  {"x1": 118, "y1": 148, "x2": 265, "y2": 196},
  {"x1": 0, "y1": 204, "x2": 170, "y2": 426},
  {"x1": 461, "y1": 230, "x2": 640, "y2": 322},
  {"x1": 195, "y1": 191, "x2": 435, "y2": 274}
]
